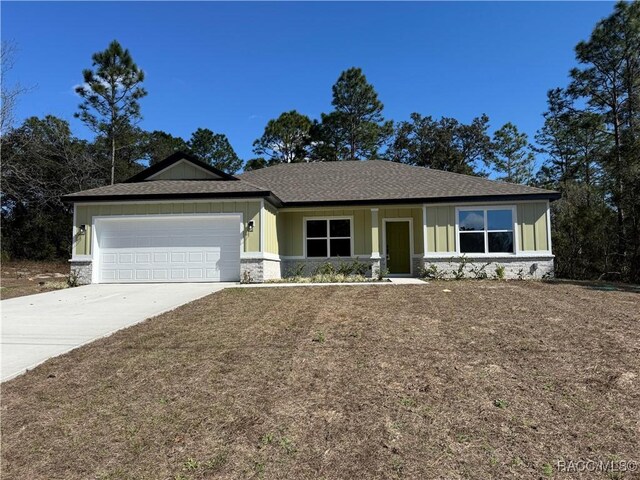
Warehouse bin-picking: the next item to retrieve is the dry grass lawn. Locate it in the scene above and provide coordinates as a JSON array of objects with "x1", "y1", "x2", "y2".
[
  {"x1": 0, "y1": 260, "x2": 70, "y2": 300},
  {"x1": 1, "y1": 282, "x2": 639, "y2": 479}
]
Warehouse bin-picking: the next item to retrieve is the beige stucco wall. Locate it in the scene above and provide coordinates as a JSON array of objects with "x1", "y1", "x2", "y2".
[
  {"x1": 73, "y1": 200, "x2": 261, "y2": 256},
  {"x1": 150, "y1": 161, "x2": 219, "y2": 180},
  {"x1": 425, "y1": 202, "x2": 550, "y2": 254}
]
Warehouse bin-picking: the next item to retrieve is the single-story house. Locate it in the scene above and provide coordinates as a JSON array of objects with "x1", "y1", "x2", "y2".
[{"x1": 63, "y1": 152, "x2": 560, "y2": 284}]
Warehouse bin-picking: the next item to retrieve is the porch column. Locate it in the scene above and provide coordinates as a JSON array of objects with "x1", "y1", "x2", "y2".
[{"x1": 370, "y1": 208, "x2": 381, "y2": 277}]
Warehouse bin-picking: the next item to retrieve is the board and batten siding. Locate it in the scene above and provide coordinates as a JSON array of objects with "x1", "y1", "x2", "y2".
[
  {"x1": 517, "y1": 203, "x2": 548, "y2": 251},
  {"x1": 73, "y1": 200, "x2": 261, "y2": 256},
  {"x1": 277, "y1": 206, "x2": 424, "y2": 257},
  {"x1": 425, "y1": 202, "x2": 549, "y2": 254},
  {"x1": 263, "y1": 203, "x2": 279, "y2": 255}
]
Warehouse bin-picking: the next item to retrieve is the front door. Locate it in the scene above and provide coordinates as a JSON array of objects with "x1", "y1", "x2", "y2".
[{"x1": 385, "y1": 221, "x2": 411, "y2": 275}]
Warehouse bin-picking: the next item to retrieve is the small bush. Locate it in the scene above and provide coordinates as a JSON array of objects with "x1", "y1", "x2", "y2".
[
  {"x1": 495, "y1": 264, "x2": 506, "y2": 280},
  {"x1": 451, "y1": 255, "x2": 469, "y2": 280},
  {"x1": 286, "y1": 262, "x2": 305, "y2": 278},
  {"x1": 313, "y1": 262, "x2": 337, "y2": 276},
  {"x1": 377, "y1": 267, "x2": 389, "y2": 281},
  {"x1": 67, "y1": 271, "x2": 80, "y2": 287},
  {"x1": 469, "y1": 262, "x2": 490, "y2": 280},
  {"x1": 419, "y1": 263, "x2": 445, "y2": 280}
]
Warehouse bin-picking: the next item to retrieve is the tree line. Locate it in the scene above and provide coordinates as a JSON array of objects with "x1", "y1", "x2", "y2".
[{"x1": 1, "y1": 1, "x2": 638, "y2": 282}]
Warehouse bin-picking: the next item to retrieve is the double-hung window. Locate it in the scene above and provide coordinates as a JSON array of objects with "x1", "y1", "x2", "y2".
[
  {"x1": 458, "y1": 208, "x2": 515, "y2": 254},
  {"x1": 305, "y1": 218, "x2": 352, "y2": 258}
]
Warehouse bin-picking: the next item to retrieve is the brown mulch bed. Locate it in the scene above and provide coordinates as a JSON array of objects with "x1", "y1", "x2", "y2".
[
  {"x1": 0, "y1": 260, "x2": 70, "y2": 300},
  {"x1": 1, "y1": 282, "x2": 638, "y2": 479}
]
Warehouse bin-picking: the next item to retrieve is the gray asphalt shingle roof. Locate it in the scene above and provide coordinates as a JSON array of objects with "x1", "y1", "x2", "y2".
[
  {"x1": 64, "y1": 180, "x2": 268, "y2": 199},
  {"x1": 238, "y1": 160, "x2": 558, "y2": 204},
  {"x1": 64, "y1": 159, "x2": 559, "y2": 204}
]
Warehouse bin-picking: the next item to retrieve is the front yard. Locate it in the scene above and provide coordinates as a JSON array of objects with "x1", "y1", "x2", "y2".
[
  {"x1": 1, "y1": 282, "x2": 638, "y2": 479},
  {"x1": 0, "y1": 260, "x2": 70, "y2": 300}
]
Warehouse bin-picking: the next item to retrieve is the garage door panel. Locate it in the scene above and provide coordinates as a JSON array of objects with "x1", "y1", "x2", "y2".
[
  {"x1": 153, "y1": 252, "x2": 169, "y2": 263},
  {"x1": 135, "y1": 270, "x2": 151, "y2": 280},
  {"x1": 188, "y1": 252, "x2": 204, "y2": 263},
  {"x1": 119, "y1": 253, "x2": 134, "y2": 264},
  {"x1": 96, "y1": 216, "x2": 241, "y2": 283},
  {"x1": 152, "y1": 270, "x2": 168, "y2": 280},
  {"x1": 135, "y1": 253, "x2": 151, "y2": 263}
]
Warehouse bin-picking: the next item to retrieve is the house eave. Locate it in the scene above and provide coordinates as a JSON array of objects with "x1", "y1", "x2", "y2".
[
  {"x1": 62, "y1": 190, "x2": 277, "y2": 204},
  {"x1": 280, "y1": 192, "x2": 561, "y2": 208}
]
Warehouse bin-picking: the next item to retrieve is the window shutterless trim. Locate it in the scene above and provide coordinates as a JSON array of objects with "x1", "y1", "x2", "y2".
[
  {"x1": 455, "y1": 206, "x2": 518, "y2": 255},
  {"x1": 303, "y1": 216, "x2": 354, "y2": 258}
]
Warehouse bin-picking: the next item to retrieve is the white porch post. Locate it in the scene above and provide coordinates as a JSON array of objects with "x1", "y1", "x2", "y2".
[{"x1": 371, "y1": 208, "x2": 381, "y2": 277}]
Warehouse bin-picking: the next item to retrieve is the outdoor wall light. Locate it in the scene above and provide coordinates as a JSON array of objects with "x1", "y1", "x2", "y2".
[
  {"x1": 247, "y1": 221, "x2": 254, "y2": 232},
  {"x1": 79, "y1": 224, "x2": 87, "y2": 234}
]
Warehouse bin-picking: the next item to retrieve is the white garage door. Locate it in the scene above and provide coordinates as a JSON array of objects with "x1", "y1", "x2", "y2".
[{"x1": 94, "y1": 215, "x2": 241, "y2": 283}]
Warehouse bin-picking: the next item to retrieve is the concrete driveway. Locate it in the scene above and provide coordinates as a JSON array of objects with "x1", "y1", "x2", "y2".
[{"x1": 1, "y1": 283, "x2": 232, "y2": 382}]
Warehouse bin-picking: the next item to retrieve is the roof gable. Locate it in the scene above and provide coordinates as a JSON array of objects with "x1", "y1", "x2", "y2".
[{"x1": 126, "y1": 152, "x2": 239, "y2": 183}]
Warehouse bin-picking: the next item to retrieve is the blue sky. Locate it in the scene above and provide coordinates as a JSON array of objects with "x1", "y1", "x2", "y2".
[{"x1": 3, "y1": 2, "x2": 614, "y2": 168}]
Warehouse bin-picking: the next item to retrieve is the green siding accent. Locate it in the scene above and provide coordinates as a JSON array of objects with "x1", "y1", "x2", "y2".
[
  {"x1": 517, "y1": 202, "x2": 548, "y2": 251},
  {"x1": 279, "y1": 208, "x2": 373, "y2": 257},
  {"x1": 426, "y1": 206, "x2": 456, "y2": 253},
  {"x1": 277, "y1": 205, "x2": 423, "y2": 257},
  {"x1": 264, "y1": 203, "x2": 279, "y2": 255},
  {"x1": 73, "y1": 200, "x2": 551, "y2": 260},
  {"x1": 73, "y1": 200, "x2": 261, "y2": 256},
  {"x1": 151, "y1": 161, "x2": 219, "y2": 180},
  {"x1": 425, "y1": 202, "x2": 550, "y2": 254}
]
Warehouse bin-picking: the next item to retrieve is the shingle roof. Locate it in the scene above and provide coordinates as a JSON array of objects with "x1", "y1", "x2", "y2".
[
  {"x1": 238, "y1": 160, "x2": 559, "y2": 205},
  {"x1": 64, "y1": 159, "x2": 560, "y2": 204},
  {"x1": 63, "y1": 180, "x2": 270, "y2": 202}
]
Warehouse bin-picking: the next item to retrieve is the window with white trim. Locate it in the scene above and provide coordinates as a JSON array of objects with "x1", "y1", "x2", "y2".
[
  {"x1": 458, "y1": 208, "x2": 514, "y2": 254},
  {"x1": 306, "y1": 219, "x2": 351, "y2": 257}
]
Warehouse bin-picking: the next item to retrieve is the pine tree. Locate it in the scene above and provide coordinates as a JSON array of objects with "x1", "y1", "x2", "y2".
[
  {"x1": 188, "y1": 128, "x2": 242, "y2": 174},
  {"x1": 75, "y1": 40, "x2": 147, "y2": 184},
  {"x1": 314, "y1": 67, "x2": 392, "y2": 161},
  {"x1": 492, "y1": 122, "x2": 535, "y2": 184},
  {"x1": 253, "y1": 110, "x2": 312, "y2": 163}
]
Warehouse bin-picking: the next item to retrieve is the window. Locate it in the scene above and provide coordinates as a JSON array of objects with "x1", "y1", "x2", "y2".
[
  {"x1": 306, "y1": 218, "x2": 352, "y2": 257},
  {"x1": 458, "y1": 208, "x2": 514, "y2": 254}
]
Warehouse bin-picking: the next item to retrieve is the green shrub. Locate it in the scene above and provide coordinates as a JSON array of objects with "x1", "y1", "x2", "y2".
[
  {"x1": 419, "y1": 263, "x2": 445, "y2": 280},
  {"x1": 377, "y1": 267, "x2": 389, "y2": 281},
  {"x1": 495, "y1": 264, "x2": 506, "y2": 280},
  {"x1": 313, "y1": 262, "x2": 337, "y2": 276},
  {"x1": 286, "y1": 262, "x2": 305, "y2": 278},
  {"x1": 469, "y1": 262, "x2": 490, "y2": 279},
  {"x1": 451, "y1": 255, "x2": 469, "y2": 280},
  {"x1": 67, "y1": 270, "x2": 80, "y2": 287}
]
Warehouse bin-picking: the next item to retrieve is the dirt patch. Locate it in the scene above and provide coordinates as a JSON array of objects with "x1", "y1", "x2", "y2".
[
  {"x1": 1, "y1": 281, "x2": 638, "y2": 479},
  {"x1": 0, "y1": 260, "x2": 70, "y2": 300}
]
